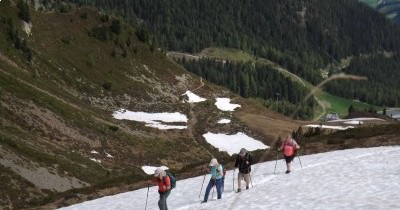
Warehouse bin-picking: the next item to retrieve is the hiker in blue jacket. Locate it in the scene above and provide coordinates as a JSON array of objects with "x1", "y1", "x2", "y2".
[{"x1": 202, "y1": 158, "x2": 224, "y2": 203}]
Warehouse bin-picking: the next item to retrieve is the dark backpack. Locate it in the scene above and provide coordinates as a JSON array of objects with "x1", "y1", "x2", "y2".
[{"x1": 166, "y1": 171, "x2": 176, "y2": 190}]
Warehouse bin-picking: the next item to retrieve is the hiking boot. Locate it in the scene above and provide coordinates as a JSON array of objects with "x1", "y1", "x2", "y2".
[
  {"x1": 201, "y1": 200, "x2": 207, "y2": 203},
  {"x1": 237, "y1": 188, "x2": 241, "y2": 193},
  {"x1": 246, "y1": 186, "x2": 249, "y2": 190},
  {"x1": 285, "y1": 170, "x2": 291, "y2": 174}
]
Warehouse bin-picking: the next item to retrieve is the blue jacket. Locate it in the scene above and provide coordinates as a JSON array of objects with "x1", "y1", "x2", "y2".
[{"x1": 210, "y1": 164, "x2": 224, "y2": 180}]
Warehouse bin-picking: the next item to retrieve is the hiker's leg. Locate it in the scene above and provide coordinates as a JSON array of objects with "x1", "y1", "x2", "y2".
[
  {"x1": 244, "y1": 174, "x2": 250, "y2": 189},
  {"x1": 158, "y1": 192, "x2": 167, "y2": 210},
  {"x1": 164, "y1": 190, "x2": 171, "y2": 210},
  {"x1": 204, "y1": 180, "x2": 214, "y2": 201},
  {"x1": 284, "y1": 156, "x2": 290, "y2": 172},
  {"x1": 237, "y1": 173, "x2": 242, "y2": 190},
  {"x1": 216, "y1": 178, "x2": 223, "y2": 199}
]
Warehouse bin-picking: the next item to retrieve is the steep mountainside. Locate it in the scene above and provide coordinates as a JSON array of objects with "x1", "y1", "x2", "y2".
[
  {"x1": 0, "y1": 1, "x2": 303, "y2": 208},
  {"x1": 71, "y1": 0, "x2": 400, "y2": 108}
]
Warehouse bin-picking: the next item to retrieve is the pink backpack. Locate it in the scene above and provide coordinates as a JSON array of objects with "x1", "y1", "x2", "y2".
[{"x1": 283, "y1": 139, "x2": 296, "y2": 156}]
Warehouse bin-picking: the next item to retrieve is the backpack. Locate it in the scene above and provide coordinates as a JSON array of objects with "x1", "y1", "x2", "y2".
[
  {"x1": 166, "y1": 171, "x2": 176, "y2": 190},
  {"x1": 283, "y1": 139, "x2": 297, "y2": 156},
  {"x1": 283, "y1": 144, "x2": 295, "y2": 156}
]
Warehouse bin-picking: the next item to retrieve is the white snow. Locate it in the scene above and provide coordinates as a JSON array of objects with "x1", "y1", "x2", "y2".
[
  {"x1": 202, "y1": 132, "x2": 269, "y2": 156},
  {"x1": 112, "y1": 109, "x2": 188, "y2": 130},
  {"x1": 343, "y1": 120, "x2": 364, "y2": 125},
  {"x1": 215, "y1": 98, "x2": 241, "y2": 111},
  {"x1": 141, "y1": 166, "x2": 169, "y2": 175},
  {"x1": 90, "y1": 150, "x2": 99, "y2": 154},
  {"x1": 329, "y1": 117, "x2": 384, "y2": 123},
  {"x1": 106, "y1": 153, "x2": 113, "y2": 158},
  {"x1": 305, "y1": 124, "x2": 354, "y2": 130},
  {"x1": 59, "y1": 146, "x2": 400, "y2": 210},
  {"x1": 89, "y1": 158, "x2": 101, "y2": 163},
  {"x1": 182, "y1": 90, "x2": 206, "y2": 103},
  {"x1": 217, "y1": 118, "x2": 231, "y2": 124},
  {"x1": 22, "y1": 21, "x2": 32, "y2": 36}
]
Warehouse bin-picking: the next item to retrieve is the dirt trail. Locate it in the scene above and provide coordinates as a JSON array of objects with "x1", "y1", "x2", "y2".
[
  {"x1": 0, "y1": 51, "x2": 28, "y2": 73},
  {"x1": 313, "y1": 96, "x2": 327, "y2": 121},
  {"x1": 185, "y1": 78, "x2": 214, "y2": 157}
]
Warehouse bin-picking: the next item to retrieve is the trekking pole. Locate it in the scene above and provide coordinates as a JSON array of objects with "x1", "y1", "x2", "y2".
[
  {"x1": 249, "y1": 172, "x2": 254, "y2": 188},
  {"x1": 297, "y1": 155, "x2": 303, "y2": 169},
  {"x1": 297, "y1": 143, "x2": 304, "y2": 169},
  {"x1": 145, "y1": 184, "x2": 150, "y2": 210},
  {"x1": 232, "y1": 169, "x2": 235, "y2": 192},
  {"x1": 273, "y1": 149, "x2": 279, "y2": 174},
  {"x1": 296, "y1": 127, "x2": 304, "y2": 169},
  {"x1": 198, "y1": 174, "x2": 207, "y2": 199}
]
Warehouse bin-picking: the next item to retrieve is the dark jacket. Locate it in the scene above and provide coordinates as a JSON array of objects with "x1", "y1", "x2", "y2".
[{"x1": 234, "y1": 152, "x2": 253, "y2": 174}]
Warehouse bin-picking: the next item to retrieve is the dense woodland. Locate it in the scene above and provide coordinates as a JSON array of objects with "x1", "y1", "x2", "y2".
[
  {"x1": 179, "y1": 58, "x2": 316, "y2": 119},
  {"x1": 39, "y1": 0, "x2": 400, "y2": 107},
  {"x1": 326, "y1": 54, "x2": 400, "y2": 106}
]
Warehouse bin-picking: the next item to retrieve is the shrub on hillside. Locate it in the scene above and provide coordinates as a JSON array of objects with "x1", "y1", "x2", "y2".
[{"x1": 88, "y1": 26, "x2": 111, "y2": 41}]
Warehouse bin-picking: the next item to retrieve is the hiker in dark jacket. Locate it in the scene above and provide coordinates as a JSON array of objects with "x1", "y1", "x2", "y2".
[{"x1": 234, "y1": 148, "x2": 253, "y2": 192}]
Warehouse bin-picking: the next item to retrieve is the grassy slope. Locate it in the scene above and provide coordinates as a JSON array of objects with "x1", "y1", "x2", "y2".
[{"x1": 317, "y1": 92, "x2": 380, "y2": 117}]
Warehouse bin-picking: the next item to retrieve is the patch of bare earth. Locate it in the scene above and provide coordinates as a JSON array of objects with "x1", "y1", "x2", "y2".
[{"x1": 0, "y1": 147, "x2": 89, "y2": 192}]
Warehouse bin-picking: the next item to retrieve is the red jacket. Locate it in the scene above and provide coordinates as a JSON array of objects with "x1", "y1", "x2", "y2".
[{"x1": 153, "y1": 175, "x2": 171, "y2": 193}]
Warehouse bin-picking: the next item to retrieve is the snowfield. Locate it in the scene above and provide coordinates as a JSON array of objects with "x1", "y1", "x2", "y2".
[
  {"x1": 112, "y1": 110, "x2": 188, "y2": 130},
  {"x1": 217, "y1": 118, "x2": 231, "y2": 124},
  {"x1": 142, "y1": 166, "x2": 169, "y2": 175},
  {"x1": 58, "y1": 146, "x2": 400, "y2": 210},
  {"x1": 304, "y1": 124, "x2": 354, "y2": 130},
  {"x1": 202, "y1": 132, "x2": 269, "y2": 156},
  {"x1": 215, "y1": 98, "x2": 241, "y2": 111},
  {"x1": 182, "y1": 90, "x2": 206, "y2": 103}
]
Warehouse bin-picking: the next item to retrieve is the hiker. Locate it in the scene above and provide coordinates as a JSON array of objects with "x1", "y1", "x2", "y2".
[
  {"x1": 279, "y1": 134, "x2": 300, "y2": 174},
  {"x1": 202, "y1": 158, "x2": 224, "y2": 203},
  {"x1": 234, "y1": 148, "x2": 253, "y2": 192},
  {"x1": 148, "y1": 168, "x2": 171, "y2": 210}
]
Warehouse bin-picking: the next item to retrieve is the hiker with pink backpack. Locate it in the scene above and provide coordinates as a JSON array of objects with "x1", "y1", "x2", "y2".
[{"x1": 279, "y1": 134, "x2": 300, "y2": 174}]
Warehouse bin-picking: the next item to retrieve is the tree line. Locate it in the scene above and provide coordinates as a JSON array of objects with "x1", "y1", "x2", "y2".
[
  {"x1": 178, "y1": 58, "x2": 316, "y2": 119},
  {"x1": 326, "y1": 54, "x2": 400, "y2": 107},
  {"x1": 41, "y1": 0, "x2": 400, "y2": 107}
]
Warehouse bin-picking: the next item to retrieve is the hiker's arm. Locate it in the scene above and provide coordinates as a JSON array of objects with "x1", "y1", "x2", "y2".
[
  {"x1": 248, "y1": 154, "x2": 253, "y2": 165},
  {"x1": 295, "y1": 140, "x2": 300, "y2": 149},
  {"x1": 278, "y1": 142, "x2": 284, "y2": 151},
  {"x1": 163, "y1": 176, "x2": 171, "y2": 190},
  {"x1": 147, "y1": 178, "x2": 157, "y2": 185},
  {"x1": 234, "y1": 155, "x2": 239, "y2": 168}
]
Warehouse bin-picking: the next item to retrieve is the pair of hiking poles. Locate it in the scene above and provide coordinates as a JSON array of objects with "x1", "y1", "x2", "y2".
[
  {"x1": 198, "y1": 168, "x2": 254, "y2": 199},
  {"x1": 273, "y1": 148, "x2": 303, "y2": 174},
  {"x1": 232, "y1": 169, "x2": 253, "y2": 192},
  {"x1": 198, "y1": 175, "x2": 218, "y2": 199}
]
